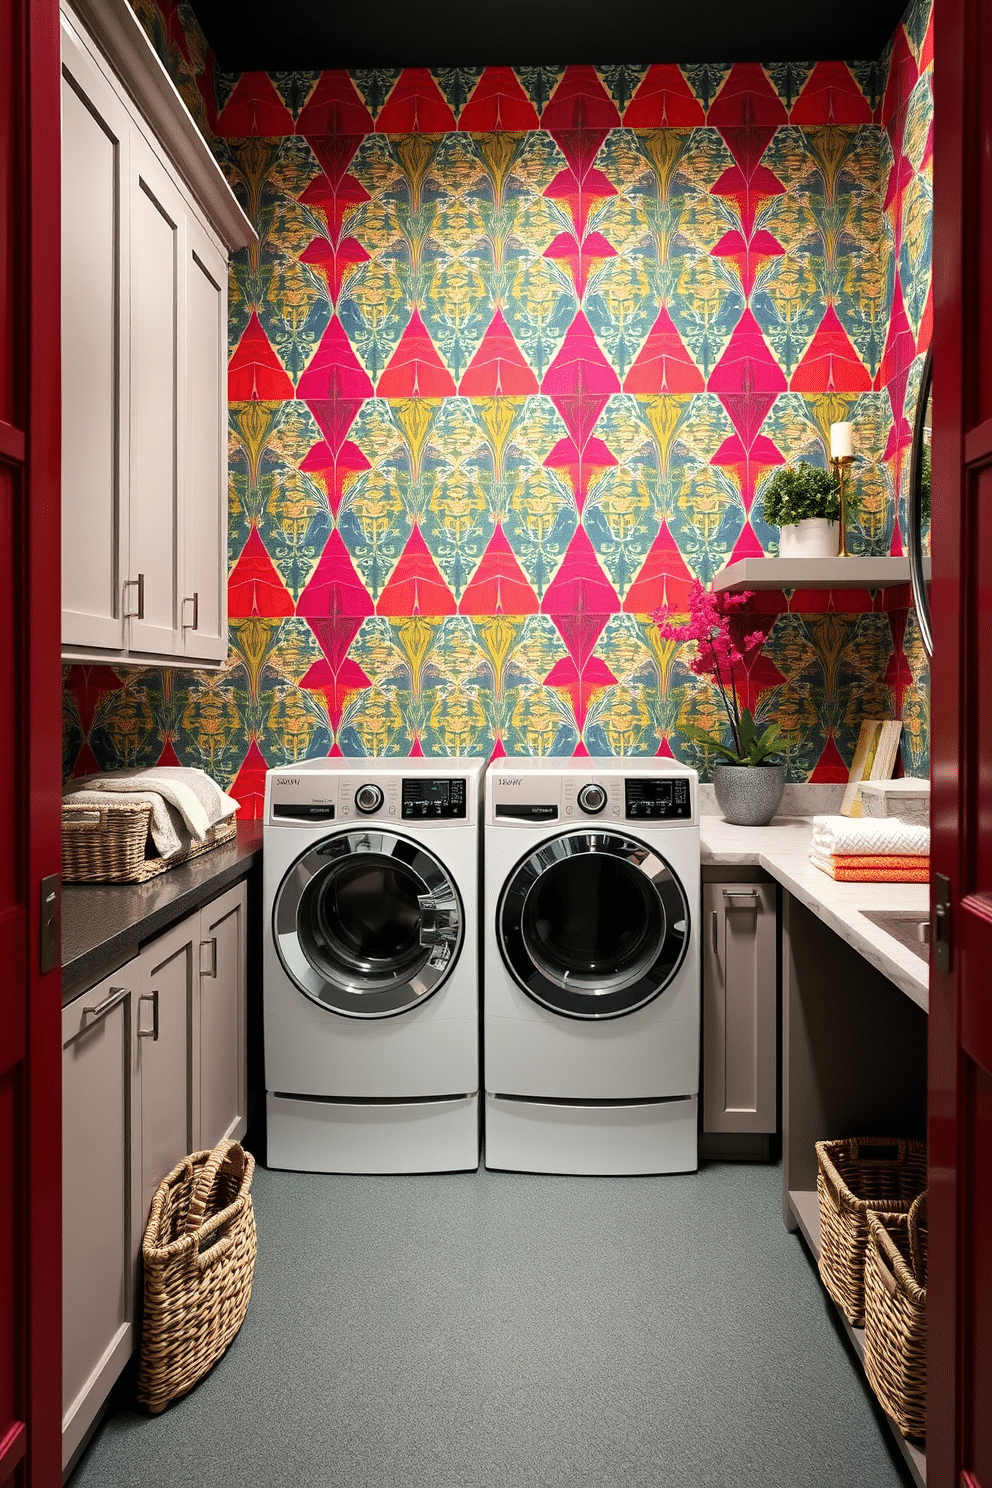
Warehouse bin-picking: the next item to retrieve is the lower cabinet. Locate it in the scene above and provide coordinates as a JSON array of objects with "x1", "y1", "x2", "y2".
[
  {"x1": 135, "y1": 921, "x2": 194, "y2": 1241},
  {"x1": 195, "y1": 884, "x2": 248, "y2": 1153},
  {"x1": 61, "y1": 881, "x2": 247, "y2": 1472},
  {"x1": 62, "y1": 971, "x2": 140, "y2": 1473},
  {"x1": 701, "y1": 877, "x2": 778, "y2": 1136}
]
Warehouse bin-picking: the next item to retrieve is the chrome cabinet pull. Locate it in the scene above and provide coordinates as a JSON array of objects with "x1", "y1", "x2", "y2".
[
  {"x1": 199, "y1": 937, "x2": 217, "y2": 978},
  {"x1": 711, "y1": 909, "x2": 719, "y2": 953},
  {"x1": 137, "y1": 989, "x2": 159, "y2": 1040},
  {"x1": 82, "y1": 984, "x2": 129, "y2": 1023},
  {"x1": 183, "y1": 592, "x2": 199, "y2": 630},
  {"x1": 124, "y1": 573, "x2": 145, "y2": 619},
  {"x1": 723, "y1": 888, "x2": 760, "y2": 901}
]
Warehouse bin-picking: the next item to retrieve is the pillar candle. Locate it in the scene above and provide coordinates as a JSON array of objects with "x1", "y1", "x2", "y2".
[{"x1": 830, "y1": 421, "x2": 854, "y2": 460}]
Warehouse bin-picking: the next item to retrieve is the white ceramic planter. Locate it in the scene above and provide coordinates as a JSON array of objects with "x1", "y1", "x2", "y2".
[{"x1": 777, "y1": 518, "x2": 839, "y2": 558}]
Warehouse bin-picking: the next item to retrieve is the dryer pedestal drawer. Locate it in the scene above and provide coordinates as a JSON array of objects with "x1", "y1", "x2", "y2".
[
  {"x1": 266, "y1": 1092, "x2": 479, "y2": 1174},
  {"x1": 484, "y1": 1094, "x2": 697, "y2": 1176}
]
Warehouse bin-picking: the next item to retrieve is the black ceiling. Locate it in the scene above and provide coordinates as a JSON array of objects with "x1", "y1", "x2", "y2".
[{"x1": 188, "y1": 0, "x2": 910, "y2": 72}]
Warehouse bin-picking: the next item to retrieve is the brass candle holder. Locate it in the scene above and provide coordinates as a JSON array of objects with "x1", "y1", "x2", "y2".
[{"x1": 830, "y1": 454, "x2": 853, "y2": 557}]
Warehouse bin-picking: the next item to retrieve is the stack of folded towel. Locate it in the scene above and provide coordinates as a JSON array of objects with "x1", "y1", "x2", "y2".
[
  {"x1": 63, "y1": 767, "x2": 239, "y2": 860},
  {"x1": 810, "y1": 815, "x2": 930, "y2": 882}
]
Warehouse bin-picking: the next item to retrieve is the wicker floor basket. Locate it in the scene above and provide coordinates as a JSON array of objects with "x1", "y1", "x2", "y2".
[
  {"x1": 815, "y1": 1136, "x2": 927, "y2": 1326},
  {"x1": 137, "y1": 1140, "x2": 257, "y2": 1415},
  {"x1": 864, "y1": 1191, "x2": 927, "y2": 1440},
  {"x1": 62, "y1": 798, "x2": 236, "y2": 884}
]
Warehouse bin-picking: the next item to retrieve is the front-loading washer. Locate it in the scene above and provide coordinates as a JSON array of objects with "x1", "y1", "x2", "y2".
[
  {"x1": 484, "y1": 757, "x2": 700, "y2": 1175},
  {"x1": 263, "y1": 757, "x2": 485, "y2": 1173}
]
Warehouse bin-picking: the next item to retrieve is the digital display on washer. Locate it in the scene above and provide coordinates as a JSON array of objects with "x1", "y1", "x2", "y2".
[
  {"x1": 402, "y1": 777, "x2": 467, "y2": 819},
  {"x1": 625, "y1": 777, "x2": 691, "y2": 820}
]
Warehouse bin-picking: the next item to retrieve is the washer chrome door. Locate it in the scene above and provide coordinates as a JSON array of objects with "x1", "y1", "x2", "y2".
[
  {"x1": 273, "y1": 830, "x2": 463, "y2": 1017},
  {"x1": 497, "y1": 830, "x2": 690, "y2": 1019}
]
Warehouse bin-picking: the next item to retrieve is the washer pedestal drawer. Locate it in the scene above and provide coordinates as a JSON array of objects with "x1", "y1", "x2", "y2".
[
  {"x1": 484, "y1": 1093, "x2": 697, "y2": 1176},
  {"x1": 266, "y1": 1092, "x2": 479, "y2": 1174}
]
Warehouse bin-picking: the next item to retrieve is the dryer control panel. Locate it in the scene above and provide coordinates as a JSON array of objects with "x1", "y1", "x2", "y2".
[{"x1": 488, "y1": 764, "x2": 697, "y2": 827}]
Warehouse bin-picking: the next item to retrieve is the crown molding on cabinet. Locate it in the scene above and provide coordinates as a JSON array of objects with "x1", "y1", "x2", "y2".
[{"x1": 62, "y1": 0, "x2": 256, "y2": 251}]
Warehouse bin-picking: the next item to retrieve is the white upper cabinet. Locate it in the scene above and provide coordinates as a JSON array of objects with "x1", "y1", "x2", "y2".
[
  {"x1": 127, "y1": 131, "x2": 184, "y2": 658},
  {"x1": 60, "y1": 2, "x2": 254, "y2": 667},
  {"x1": 60, "y1": 27, "x2": 130, "y2": 653},
  {"x1": 183, "y1": 221, "x2": 229, "y2": 662}
]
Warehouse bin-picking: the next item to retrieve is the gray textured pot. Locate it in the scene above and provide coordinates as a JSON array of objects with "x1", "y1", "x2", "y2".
[{"x1": 713, "y1": 763, "x2": 786, "y2": 826}]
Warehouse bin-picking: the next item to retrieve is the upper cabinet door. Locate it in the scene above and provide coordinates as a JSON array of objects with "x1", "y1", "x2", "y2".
[
  {"x1": 60, "y1": 17, "x2": 129, "y2": 653},
  {"x1": 182, "y1": 218, "x2": 228, "y2": 663},
  {"x1": 126, "y1": 134, "x2": 184, "y2": 660}
]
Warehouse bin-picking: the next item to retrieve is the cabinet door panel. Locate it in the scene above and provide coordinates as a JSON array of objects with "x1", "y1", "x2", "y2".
[
  {"x1": 196, "y1": 883, "x2": 247, "y2": 1151},
  {"x1": 136, "y1": 922, "x2": 194, "y2": 1247},
  {"x1": 126, "y1": 137, "x2": 183, "y2": 658},
  {"x1": 61, "y1": 972, "x2": 139, "y2": 1469},
  {"x1": 702, "y1": 881, "x2": 778, "y2": 1134},
  {"x1": 183, "y1": 221, "x2": 227, "y2": 662},
  {"x1": 60, "y1": 19, "x2": 129, "y2": 652}
]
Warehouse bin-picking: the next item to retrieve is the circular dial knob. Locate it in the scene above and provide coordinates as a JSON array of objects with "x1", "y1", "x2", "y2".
[
  {"x1": 577, "y1": 782, "x2": 607, "y2": 815},
  {"x1": 355, "y1": 783, "x2": 384, "y2": 815}
]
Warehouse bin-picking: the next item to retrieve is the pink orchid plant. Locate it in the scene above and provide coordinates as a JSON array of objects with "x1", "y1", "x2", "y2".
[{"x1": 653, "y1": 581, "x2": 783, "y2": 767}]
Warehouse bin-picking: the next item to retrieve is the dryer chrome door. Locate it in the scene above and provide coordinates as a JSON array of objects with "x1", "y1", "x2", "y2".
[
  {"x1": 497, "y1": 830, "x2": 690, "y2": 1019},
  {"x1": 273, "y1": 830, "x2": 463, "y2": 1017}
]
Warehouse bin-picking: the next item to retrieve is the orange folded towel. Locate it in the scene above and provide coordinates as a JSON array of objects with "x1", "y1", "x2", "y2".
[{"x1": 810, "y1": 853, "x2": 930, "y2": 883}]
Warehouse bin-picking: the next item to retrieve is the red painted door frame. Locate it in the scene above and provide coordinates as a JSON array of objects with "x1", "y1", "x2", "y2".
[
  {"x1": 1, "y1": 0, "x2": 63, "y2": 1483},
  {"x1": 930, "y1": 0, "x2": 992, "y2": 1482}
]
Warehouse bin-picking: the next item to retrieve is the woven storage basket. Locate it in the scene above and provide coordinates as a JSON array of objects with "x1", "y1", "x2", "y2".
[
  {"x1": 62, "y1": 797, "x2": 236, "y2": 884},
  {"x1": 137, "y1": 1140, "x2": 257, "y2": 1414},
  {"x1": 864, "y1": 1191, "x2": 927, "y2": 1439},
  {"x1": 815, "y1": 1136, "x2": 927, "y2": 1326}
]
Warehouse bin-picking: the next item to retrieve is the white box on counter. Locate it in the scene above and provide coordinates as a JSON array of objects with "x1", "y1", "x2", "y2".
[{"x1": 855, "y1": 778, "x2": 930, "y2": 826}]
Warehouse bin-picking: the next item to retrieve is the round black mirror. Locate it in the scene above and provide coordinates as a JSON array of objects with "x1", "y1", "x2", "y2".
[{"x1": 908, "y1": 347, "x2": 932, "y2": 659}]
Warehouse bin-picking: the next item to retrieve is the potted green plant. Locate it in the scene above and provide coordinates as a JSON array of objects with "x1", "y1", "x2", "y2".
[
  {"x1": 654, "y1": 582, "x2": 787, "y2": 826},
  {"x1": 761, "y1": 461, "x2": 842, "y2": 557}
]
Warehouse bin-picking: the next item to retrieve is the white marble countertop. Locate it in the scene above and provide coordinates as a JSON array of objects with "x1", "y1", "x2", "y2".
[{"x1": 700, "y1": 814, "x2": 929, "y2": 1012}]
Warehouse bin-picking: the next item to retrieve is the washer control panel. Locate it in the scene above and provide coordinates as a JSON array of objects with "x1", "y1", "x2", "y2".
[
  {"x1": 624, "y1": 776, "x2": 692, "y2": 820},
  {"x1": 266, "y1": 762, "x2": 482, "y2": 827},
  {"x1": 402, "y1": 777, "x2": 467, "y2": 820}
]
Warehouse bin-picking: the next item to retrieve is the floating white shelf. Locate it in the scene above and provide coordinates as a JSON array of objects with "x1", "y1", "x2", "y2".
[{"x1": 712, "y1": 557, "x2": 916, "y2": 592}]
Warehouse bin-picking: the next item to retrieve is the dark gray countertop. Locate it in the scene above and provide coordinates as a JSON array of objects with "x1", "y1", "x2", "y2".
[{"x1": 62, "y1": 820, "x2": 263, "y2": 1001}]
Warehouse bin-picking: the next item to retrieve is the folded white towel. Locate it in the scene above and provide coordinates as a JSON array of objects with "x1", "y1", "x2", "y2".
[
  {"x1": 811, "y1": 813, "x2": 930, "y2": 857},
  {"x1": 64, "y1": 768, "x2": 239, "y2": 860}
]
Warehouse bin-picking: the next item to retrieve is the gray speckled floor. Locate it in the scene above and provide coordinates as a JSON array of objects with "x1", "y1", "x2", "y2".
[{"x1": 68, "y1": 1159, "x2": 915, "y2": 1488}]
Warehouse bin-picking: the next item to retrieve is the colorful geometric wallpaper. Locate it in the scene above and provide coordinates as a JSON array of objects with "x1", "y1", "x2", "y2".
[{"x1": 62, "y1": 0, "x2": 933, "y2": 814}]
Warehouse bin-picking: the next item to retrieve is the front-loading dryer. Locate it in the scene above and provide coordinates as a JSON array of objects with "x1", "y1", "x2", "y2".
[
  {"x1": 263, "y1": 757, "x2": 485, "y2": 1173},
  {"x1": 484, "y1": 757, "x2": 700, "y2": 1175}
]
